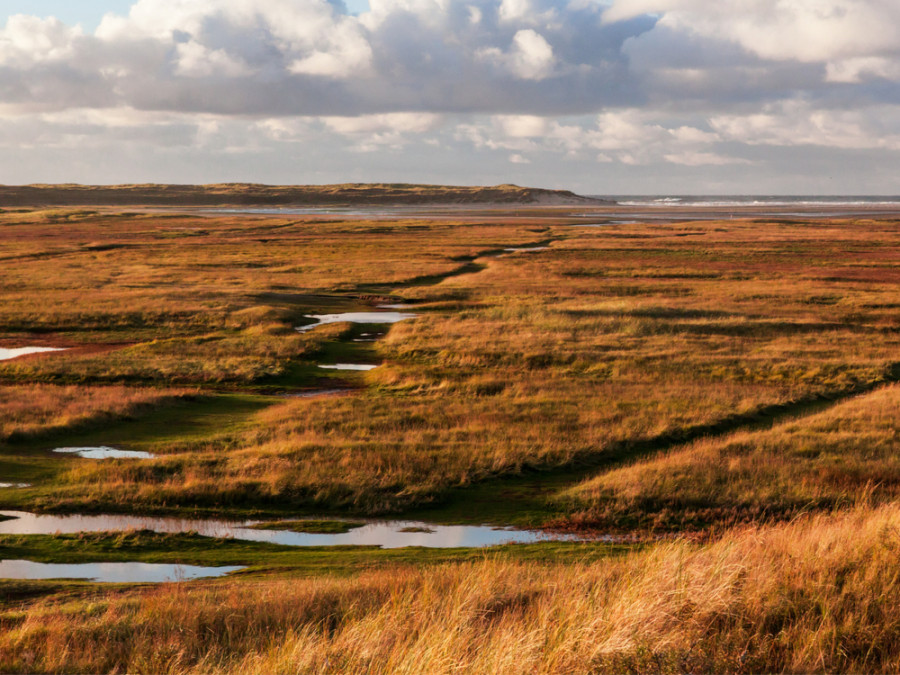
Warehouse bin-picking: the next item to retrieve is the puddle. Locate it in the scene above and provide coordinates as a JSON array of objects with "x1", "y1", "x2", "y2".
[
  {"x1": 576, "y1": 221, "x2": 638, "y2": 226},
  {"x1": 204, "y1": 207, "x2": 412, "y2": 217},
  {"x1": 353, "y1": 331, "x2": 381, "y2": 343},
  {"x1": 239, "y1": 521, "x2": 569, "y2": 548},
  {"x1": 0, "y1": 347, "x2": 66, "y2": 361},
  {"x1": 0, "y1": 483, "x2": 30, "y2": 489},
  {"x1": 0, "y1": 511, "x2": 243, "y2": 537},
  {"x1": 0, "y1": 559, "x2": 244, "y2": 583},
  {"x1": 53, "y1": 447, "x2": 156, "y2": 460},
  {"x1": 504, "y1": 247, "x2": 550, "y2": 253},
  {"x1": 319, "y1": 364, "x2": 380, "y2": 371},
  {"x1": 0, "y1": 511, "x2": 582, "y2": 549},
  {"x1": 297, "y1": 311, "x2": 417, "y2": 333}
]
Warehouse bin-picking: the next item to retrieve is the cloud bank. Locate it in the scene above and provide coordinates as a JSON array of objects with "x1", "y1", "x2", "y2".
[{"x1": 0, "y1": 0, "x2": 898, "y2": 191}]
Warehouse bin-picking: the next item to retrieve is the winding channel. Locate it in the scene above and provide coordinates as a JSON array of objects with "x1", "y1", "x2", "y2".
[
  {"x1": 0, "y1": 511, "x2": 578, "y2": 549},
  {"x1": 2, "y1": 247, "x2": 573, "y2": 582}
]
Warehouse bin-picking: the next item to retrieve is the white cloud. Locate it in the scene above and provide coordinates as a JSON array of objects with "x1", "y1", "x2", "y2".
[
  {"x1": 0, "y1": 0, "x2": 646, "y2": 116},
  {"x1": 321, "y1": 112, "x2": 443, "y2": 150},
  {"x1": 499, "y1": 0, "x2": 532, "y2": 22},
  {"x1": 98, "y1": 0, "x2": 375, "y2": 79},
  {"x1": 323, "y1": 112, "x2": 442, "y2": 134},
  {"x1": 508, "y1": 29, "x2": 556, "y2": 79},
  {"x1": 479, "y1": 29, "x2": 556, "y2": 80},
  {"x1": 0, "y1": 15, "x2": 81, "y2": 66},
  {"x1": 175, "y1": 41, "x2": 251, "y2": 78},
  {"x1": 495, "y1": 115, "x2": 550, "y2": 137},
  {"x1": 663, "y1": 151, "x2": 750, "y2": 166},
  {"x1": 454, "y1": 110, "x2": 739, "y2": 166},
  {"x1": 826, "y1": 56, "x2": 900, "y2": 83},
  {"x1": 607, "y1": 0, "x2": 900, "y2": 64},
  {"x1": 710, "y1": 101, "x2": 900, "y2": 150}
]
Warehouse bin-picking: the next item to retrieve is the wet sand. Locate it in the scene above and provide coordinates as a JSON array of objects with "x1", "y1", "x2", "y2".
[{"x1": 127, "y1": 201, "x2": 900, "y2": 225}]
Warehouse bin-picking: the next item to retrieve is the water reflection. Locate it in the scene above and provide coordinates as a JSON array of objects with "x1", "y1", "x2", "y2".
[
  {"x1": 0, "y1": 559, "x2": 244, "y2": 583},
  {"x1": 54, "y1": 447, "x2": 156, "y2": 460},
  {"x1": 0, "y1": 511, "x2": 580, "y2": 549},
  {"x1": 0, "y1": 347, "x2": 66, "y2": 361},
  {"x1": 319, "y1": 364, "x2": 379, "y2": 371},
  {"x1": 297, "y1": 311, "x2": 417, "y2": 333}
]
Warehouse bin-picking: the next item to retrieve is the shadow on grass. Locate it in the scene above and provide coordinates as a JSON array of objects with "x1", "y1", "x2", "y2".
[{"x1": 409, "y1": 368, "x2": 900, "y2": 527}]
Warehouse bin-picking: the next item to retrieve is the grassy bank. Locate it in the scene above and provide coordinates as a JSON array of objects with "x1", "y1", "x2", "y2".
[{"x1": 555, "y1": 382, "x2": 900, "y2": 531}]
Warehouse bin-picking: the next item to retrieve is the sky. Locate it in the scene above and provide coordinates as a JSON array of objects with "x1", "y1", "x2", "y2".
[{"x1": 0, "y1": 0, "x2": 898, "y2": 193}]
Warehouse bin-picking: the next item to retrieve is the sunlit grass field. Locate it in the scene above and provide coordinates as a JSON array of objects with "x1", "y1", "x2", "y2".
[{"x1": 1, "y1": 207, "x2": 899, "y2": 672}]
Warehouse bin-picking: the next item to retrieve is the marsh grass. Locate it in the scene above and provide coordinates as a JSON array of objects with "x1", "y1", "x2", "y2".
[
  {"x1": 249, "y1": 519, "x2": 365, "y2": 534},
  {"x1": 3, "y1": 210, "x2": 900, "y2": 672},
  {"x1": 0, "y1": 210, "x2": 546, "y2": 386},
  {"x1": 0, "y1": 384, "x2": 193, "y2": 442},
  {"x1": 558, "y1": 382, "x2": 900, "y2": 530},
  {"x1": 7, "y1": 214, "x2": 900, "y2": 518}
]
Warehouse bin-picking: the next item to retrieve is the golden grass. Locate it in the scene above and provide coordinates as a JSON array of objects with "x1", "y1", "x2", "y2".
[
  {"x1": 4, "y1": 503, "x2": 900, "y2": 673},
  {"x1": 0, "y1": 211, "x2": 546, "y2": 384},
  {"x1": 559, "y1": 382, "x2": 900, "y2": 530},
  {"x1": 10, "y1": 214, "x2": 899, "y2": 515},
  {"x1": 0, "y1": 211, "x2": 900, "y2": 524},
  {"x1": 0, "y1": 384, "x2": 192, "y2": 441}
]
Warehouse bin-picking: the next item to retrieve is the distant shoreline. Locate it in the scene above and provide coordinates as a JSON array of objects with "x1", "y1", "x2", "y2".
[{"x1": 0, "y1": 183, "x2": 612, "y2": 208}]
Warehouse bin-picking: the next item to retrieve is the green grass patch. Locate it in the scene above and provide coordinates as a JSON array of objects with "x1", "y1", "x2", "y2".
[
  {"x1": 9, "y1": 393, "x2": 277, "y2": 454},
  {"x1": 250, "y1": 520, "x2": 366, "y2": 534},
  {"x1": 0, "y1": 531, "x2": 635, "y2": 589}
]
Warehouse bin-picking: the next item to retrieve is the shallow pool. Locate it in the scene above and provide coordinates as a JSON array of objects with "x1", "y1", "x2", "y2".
[
  {"x1": 297, "y1": 311, "x2": 417, "y2": 333},
  {"x1": 0, "y1": 511, "x2": 581, "y2": 549},
  {"x1": 0, "y1": 559, "x2": 244, "y2": 583},
  {"x1": 0, "y1": 346, "x2": 66, "y2": 361},
  {"x1": 54, "y1": 447, "x2": 156, "y2": 460},
  {"x1": 319, "y1": 364, "x2": 380, "y2": 371}
]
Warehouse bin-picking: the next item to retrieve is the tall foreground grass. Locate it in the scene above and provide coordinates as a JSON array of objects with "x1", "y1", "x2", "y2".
[{"x1": 4, "y1": 503, "x2": 900, "y2": 673}]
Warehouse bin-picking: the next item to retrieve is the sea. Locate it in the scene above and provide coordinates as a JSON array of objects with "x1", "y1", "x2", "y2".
[
  {"x1": 594, "y1": 196, "x2": 900, "y2": 208},
  {"x1": 574, "y1": 195, "x2": 900, "y2": 221}
]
